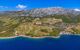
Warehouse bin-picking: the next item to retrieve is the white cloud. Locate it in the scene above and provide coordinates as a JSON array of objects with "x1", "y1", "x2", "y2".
[
  {"x1": 16, "y1": 4, "x2": 27, "y2": 9},
  {"x1": 74, "y1": 9, "x2": 80, "y2": 11}
]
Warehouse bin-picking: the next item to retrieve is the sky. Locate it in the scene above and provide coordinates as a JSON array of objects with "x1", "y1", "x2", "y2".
[{"x1": 0, "y1": 0, "x2": 80, "y2": 11}]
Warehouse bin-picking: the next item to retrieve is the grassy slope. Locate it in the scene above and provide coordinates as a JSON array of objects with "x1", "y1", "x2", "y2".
[{"x1": 0, "y1": 14, "x2": 80, "y2": 37}]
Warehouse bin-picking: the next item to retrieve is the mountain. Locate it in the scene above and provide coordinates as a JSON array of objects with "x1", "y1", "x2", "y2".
[
  {"x1": 0, "y1": 7, "x2": 80, "y2": 17},
  {"x1": 0, "y1": 7, "x2": 80, "y2": 37},
  {"x1": 29, "y1": 7, "x2": 80, "y2": 17}
]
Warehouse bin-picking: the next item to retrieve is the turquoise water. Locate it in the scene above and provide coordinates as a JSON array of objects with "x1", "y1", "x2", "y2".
[{"x1": 0, "y1": 35, "x2": 80, "y2": 50}]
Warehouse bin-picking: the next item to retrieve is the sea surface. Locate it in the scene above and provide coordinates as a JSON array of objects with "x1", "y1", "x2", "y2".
[{"x1": 0, "y1": 35, "x2": 80, "y2": 50}]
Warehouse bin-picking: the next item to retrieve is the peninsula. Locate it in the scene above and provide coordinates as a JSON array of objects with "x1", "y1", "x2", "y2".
[{"x1": 0, "y1": 7, "x2": 80, "y2": 38}]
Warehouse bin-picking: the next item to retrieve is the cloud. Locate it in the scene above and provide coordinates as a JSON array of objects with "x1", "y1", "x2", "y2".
[
  {"x1": 16, "y1": 4, "x2": 27, "y2": 9},
  {"x1": 74, "y1": 9, "x2": 80, "y2": 11}
]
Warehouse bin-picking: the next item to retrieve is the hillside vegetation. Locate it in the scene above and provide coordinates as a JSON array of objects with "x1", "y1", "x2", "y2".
[{"x1": 0, "y1": 8, "x2": 80, "y2": 37}]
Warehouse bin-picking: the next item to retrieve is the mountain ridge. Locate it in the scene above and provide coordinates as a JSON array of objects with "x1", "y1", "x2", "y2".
[{"x1": 0, "y1": 7, "x2": 80, "y2": 17}]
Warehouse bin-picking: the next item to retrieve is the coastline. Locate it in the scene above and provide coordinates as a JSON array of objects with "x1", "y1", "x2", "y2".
[
  {"x1": 0, "y1": 36, "x2": 18, "y2": 39},
  {"x1": 0, "y1": 33, "x2": 80, "y2": 39},
  {"x1": 0, "y1": 35, "x2": 60, "y2": 39}
]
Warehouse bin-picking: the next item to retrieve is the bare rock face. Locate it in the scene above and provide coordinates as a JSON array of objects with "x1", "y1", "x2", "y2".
[{"x1": 0, "y1": 7, "x2": 80, "y2": 17}]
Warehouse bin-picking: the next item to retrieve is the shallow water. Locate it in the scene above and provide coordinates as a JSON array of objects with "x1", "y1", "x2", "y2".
[{"x1": 0, "y1": 35, "x2": 80, "y2": 50}]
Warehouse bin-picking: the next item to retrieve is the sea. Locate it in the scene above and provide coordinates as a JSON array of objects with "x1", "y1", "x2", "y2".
[{"x1": 0, "y1": 35, "x2": 80, "y2": 50}]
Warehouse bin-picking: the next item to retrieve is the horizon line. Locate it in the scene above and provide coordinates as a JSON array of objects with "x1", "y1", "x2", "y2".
[{"x1": 0, "y1": 6, "x2": 80, "y2": 11}]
